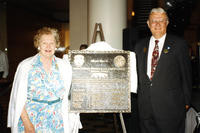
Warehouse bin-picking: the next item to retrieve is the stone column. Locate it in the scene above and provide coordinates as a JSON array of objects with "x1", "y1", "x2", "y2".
[{"x1": 88, "y1": 0, "x2": 127, "y2": 49}]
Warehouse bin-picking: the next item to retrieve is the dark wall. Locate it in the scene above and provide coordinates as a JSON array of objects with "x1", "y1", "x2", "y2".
[
  {"x1": 123, "y1": 27, "x2": 140, "y2": 52},
  {"x1": 7, "y1": 5, "x2": 62, "y2": 80}
]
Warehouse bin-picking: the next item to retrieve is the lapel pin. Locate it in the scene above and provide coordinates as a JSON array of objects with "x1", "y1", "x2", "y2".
[{"x1": 164, "y1": 46, "x2": 170, "y2": 54}]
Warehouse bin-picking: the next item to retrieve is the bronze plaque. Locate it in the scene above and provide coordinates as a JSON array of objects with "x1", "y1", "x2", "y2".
[{"x1": 68, "y1": 50, "x2": 131, "y2": 113}]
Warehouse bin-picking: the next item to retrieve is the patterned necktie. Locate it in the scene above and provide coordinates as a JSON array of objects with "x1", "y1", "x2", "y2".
[{"x1": 150, "y1": 40, "x2": 159, "y2": 80}]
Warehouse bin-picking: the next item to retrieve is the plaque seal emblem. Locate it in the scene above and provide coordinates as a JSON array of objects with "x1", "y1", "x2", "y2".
[
  {"x1": 74, "y1": 54, "x2": 85, "y2": 67},
  {"x1": 113, "y1": 55, "x2": 126, "y2": 67}
]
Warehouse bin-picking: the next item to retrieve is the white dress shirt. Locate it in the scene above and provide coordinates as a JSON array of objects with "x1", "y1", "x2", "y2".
[
  {"x1": 147, "y1": 34, "x2": 166, "y2": 78},
  {"x1": 0, "y1": 50, "x2": 9, "y2": 78}
]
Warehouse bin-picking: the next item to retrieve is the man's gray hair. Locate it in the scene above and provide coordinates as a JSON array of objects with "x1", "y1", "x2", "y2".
[
  {"x1": 150, "y1": 7, "x2": 166, "y2": 14},
  {"x1": 148, "y1": 7, "x2": 169, "y2": 21}
]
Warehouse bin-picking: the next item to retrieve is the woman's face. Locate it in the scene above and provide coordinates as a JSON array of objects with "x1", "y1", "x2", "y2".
[{"x1": 38, "y1": 34, "x2": 56, "y2": 59}]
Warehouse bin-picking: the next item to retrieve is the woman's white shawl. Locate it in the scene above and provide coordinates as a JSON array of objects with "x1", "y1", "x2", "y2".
[{"x1": 7, "y1": 54, "x2": 82, "y2": 133}]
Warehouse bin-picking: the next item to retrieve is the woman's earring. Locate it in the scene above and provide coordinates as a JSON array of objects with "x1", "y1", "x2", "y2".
[
  {"x1": 55, "y1": 48, "x2": 57, "y2": 50},
  {"x1": 38, "y1": 47, "x2": 40, "y2": 50}
]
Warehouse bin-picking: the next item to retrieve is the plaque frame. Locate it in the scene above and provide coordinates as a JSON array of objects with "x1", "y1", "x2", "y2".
[{"x1": 68, "y1": 50, "x2": 131, "y2": 113}]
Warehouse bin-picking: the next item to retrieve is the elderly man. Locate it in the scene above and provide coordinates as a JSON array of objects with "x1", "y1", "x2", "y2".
[{"x1": 135, "y1": 7, "x2": 192, "y2": 133}]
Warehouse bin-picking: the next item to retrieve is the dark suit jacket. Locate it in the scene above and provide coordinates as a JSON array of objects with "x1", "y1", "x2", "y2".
[{"x1": 135, "y1": 34, "x2": 192, "y2": 128}]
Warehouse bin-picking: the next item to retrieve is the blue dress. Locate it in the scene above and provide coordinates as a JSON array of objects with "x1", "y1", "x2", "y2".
[{"x1": 18, "y1": 55, "x2": 65, "y2": 133}]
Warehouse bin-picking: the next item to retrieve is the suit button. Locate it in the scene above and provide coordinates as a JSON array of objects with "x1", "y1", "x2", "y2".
[{"x1": 150, "y1": 83, "x2": 152, "y2": 86}]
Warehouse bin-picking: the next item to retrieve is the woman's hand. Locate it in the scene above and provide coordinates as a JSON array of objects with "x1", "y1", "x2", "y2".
[
  {"x1": 21, "y1": 106, "x2": 35, "y2": 133},
  {"x1": 24, "y1": 122, "x2": 35, "y2": 133}
]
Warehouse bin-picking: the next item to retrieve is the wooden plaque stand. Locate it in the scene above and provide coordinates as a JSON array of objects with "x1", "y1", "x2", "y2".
[{"x1": 92, "y1": 23, "x2": 105, "y2": 43}]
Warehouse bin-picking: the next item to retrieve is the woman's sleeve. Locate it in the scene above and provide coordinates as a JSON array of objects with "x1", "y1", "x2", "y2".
[{"x1": 7, "y1": 62, "x2": 28, "y2": 131}]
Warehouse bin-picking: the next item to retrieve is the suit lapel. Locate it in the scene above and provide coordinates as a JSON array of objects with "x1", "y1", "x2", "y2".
[{"x1": 142, "y1": 38, "x2": 150, "y2": 79}]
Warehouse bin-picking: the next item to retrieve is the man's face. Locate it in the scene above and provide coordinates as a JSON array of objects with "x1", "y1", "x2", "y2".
[{"x1": 147, "y1": 12, "x2": 169, "y2": 39}]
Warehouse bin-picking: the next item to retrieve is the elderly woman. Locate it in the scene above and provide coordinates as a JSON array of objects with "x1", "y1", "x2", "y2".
[{"x1": 7, "y1": 27, "x2": 82, "y2": 133}]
